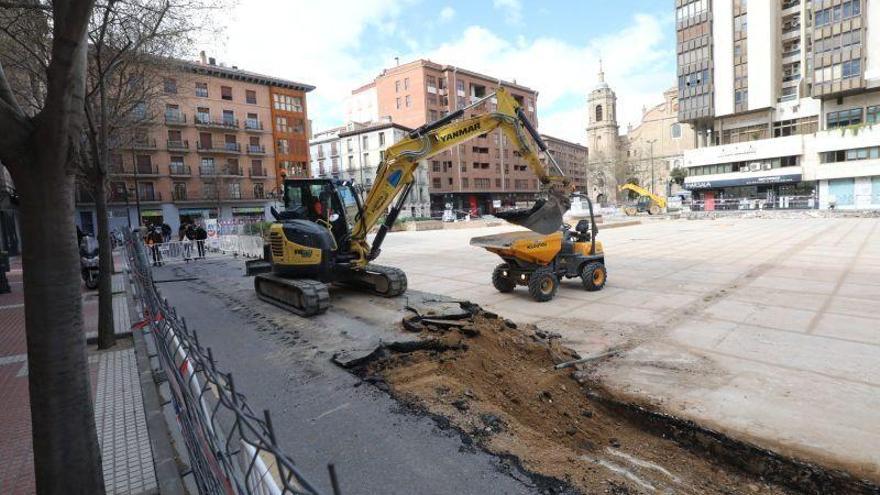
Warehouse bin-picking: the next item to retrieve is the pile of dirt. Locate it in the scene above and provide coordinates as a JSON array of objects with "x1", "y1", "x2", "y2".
[{"x1": 356, "y1": 304, "x2": 795, "y2": 494}]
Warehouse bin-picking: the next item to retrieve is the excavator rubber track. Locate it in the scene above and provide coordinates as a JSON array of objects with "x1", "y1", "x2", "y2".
[
  {"x1": 254, "y1": 273, "x2": 330, "y2": 317},
  {"x1": 340, "y1": 264, "x2": 408, "y2": 297}
]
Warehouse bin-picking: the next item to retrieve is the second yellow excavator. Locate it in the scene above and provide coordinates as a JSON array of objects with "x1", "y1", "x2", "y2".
[{"x1": 246, "y1": 88, "x2": 573, "y2": 315}]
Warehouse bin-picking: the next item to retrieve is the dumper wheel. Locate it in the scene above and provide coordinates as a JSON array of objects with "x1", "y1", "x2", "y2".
[
  {"x1": 624, "y1": 206, "x2": 637, "y2": 216},
  {"x1": 580, "y1": 262, "x2": 606, "y2": 292},
  {"x1": 528, "y1": 267, "x2": 558, "y2": 302},
  {"x1": 492, "y1": 263, "x2": 516, "y2": 293},
  {"x1": 648, "y1": 204, "x2": 661, "y2": 215}
]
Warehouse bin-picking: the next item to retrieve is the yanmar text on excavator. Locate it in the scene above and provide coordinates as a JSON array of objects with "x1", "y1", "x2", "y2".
[{"x1": 246, "y1": 88, "x2": 575, "y2": 316}]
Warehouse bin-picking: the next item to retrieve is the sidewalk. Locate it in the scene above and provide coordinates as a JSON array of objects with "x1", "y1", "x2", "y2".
[{"x1": 0, "y1": 254, "x2": 158, "y2": 494}]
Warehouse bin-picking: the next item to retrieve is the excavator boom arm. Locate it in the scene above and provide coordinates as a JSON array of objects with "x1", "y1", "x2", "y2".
[{"x1": 349, "y1": 88, "x2": 571, "y2": 263}]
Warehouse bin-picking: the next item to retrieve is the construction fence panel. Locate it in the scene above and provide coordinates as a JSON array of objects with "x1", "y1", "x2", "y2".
[{"x1": 122, "y1": 230, "x2": 332, "y2": 495}]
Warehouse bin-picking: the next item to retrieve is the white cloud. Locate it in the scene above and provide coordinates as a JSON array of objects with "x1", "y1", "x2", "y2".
[
  {"x1": 215, "y1": 0, "x2": 412, "y2": 134},
  {"x1": 439, "y1": 6, "x2": 455, "y2": 22},
  {"x1": 404, "y1": 14, "x2": 674, "y2": 143},
  {"x1": 492, "y1": 0, "x2": 523, "y2": 25}
]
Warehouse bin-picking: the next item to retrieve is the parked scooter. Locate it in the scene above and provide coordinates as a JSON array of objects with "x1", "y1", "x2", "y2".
[{"x1": 80, "y1": 235, "x2": 100, "y2": 290}]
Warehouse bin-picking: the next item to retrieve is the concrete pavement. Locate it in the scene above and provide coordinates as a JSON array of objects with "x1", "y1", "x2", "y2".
[{"x1": 376, "y1": 217, "x2": 880, "y2": 483}]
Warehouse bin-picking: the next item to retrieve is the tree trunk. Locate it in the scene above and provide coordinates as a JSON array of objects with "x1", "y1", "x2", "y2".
[
  {"x1": 95, "y1": 70, "x2": 114, "y2": 350},
  {"x1": 16, "y1": 166, "x2": 105, "y2": 494},
  {"x1": 94, "y1": 175, "x2": 115, "y2": 349}
]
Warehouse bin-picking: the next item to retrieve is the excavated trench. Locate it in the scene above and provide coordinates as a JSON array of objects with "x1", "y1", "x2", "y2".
[{"x1": 338, "y1": 302, "x2": 879, "y2": 495}]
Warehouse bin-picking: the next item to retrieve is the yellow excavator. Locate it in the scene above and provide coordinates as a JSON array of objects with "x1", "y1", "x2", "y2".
[
  {"x1": 619, "y1": 183, "x2": 666, "y2": 216},
  {"x1": 246, "y1": 88, "x2": 573, "y2": 316}
]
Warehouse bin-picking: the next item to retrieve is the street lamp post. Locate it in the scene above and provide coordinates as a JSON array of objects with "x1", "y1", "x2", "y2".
[{"x1": 646, "y1": 139, "x2": 657, "y2": 196}]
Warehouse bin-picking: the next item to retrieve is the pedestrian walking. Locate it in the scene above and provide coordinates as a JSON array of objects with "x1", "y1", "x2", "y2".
[
  {"x1": 194, "y1": 224, "x2": 207, "y2": 259},
  {"x1": 146, "y1": 227, "x2": 164, "y2": 266}
]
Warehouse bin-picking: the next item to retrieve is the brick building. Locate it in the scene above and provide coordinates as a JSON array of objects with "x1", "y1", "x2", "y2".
[
  {"x1": 75, "y1": 55, "x2": 314, "y2": 233},
  {"x1": 347, "y1": 59, "x2": 541, "y2": 216},
  {"x1": 539, "y1": 135, "x2": 588, "y2": 193}
]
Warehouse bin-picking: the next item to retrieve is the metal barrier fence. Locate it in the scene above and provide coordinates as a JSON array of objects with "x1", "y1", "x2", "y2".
[
  {"x1": 144, "y1": 235, "x2": 265, "y2": 264},
  {"x1": 123, "y1": 230, "x2": 332, "y2": 495},
  {"x1": 689, "y1": 195, "x2": 817, "y2": 211}
]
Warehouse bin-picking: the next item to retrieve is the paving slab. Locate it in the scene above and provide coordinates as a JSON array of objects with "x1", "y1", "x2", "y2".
[{"x1": 377, "y1": 217, "x2": 880, "y2": 482}]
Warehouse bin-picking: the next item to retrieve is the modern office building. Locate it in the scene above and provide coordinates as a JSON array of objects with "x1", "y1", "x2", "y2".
[
  {"x1": 75, "y1": 54, "x2": 314, "y2": 233},
  {"x1": 676, "y1": 0, "x2": 880, "y2": 210},
  {"x1": 346, "y1": 59, "x2": 542, "y2": 215},
  {"x1": 309, "y1": 119, "x2": 431, "y2": 218},
  {"x1": 540, "y1": 135, "x2": 588, "y2": 193}
]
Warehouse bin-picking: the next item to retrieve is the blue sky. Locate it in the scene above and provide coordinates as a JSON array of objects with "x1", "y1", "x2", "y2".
[{"x1": 218, "y1": 0, "x2": 676, "y2": 144}]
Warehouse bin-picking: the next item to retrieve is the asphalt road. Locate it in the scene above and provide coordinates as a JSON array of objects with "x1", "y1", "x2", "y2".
[{"x1": 153, "y1": 258, "x2": 541, "y2": 495}]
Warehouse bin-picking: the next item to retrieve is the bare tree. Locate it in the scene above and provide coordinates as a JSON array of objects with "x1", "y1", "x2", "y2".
[
  {"x1": 0, "y1": 1, "x2": 105, "y2": 492},
  {"x1": 80, "y1": 0, "x2": 223, "y2": 349}
]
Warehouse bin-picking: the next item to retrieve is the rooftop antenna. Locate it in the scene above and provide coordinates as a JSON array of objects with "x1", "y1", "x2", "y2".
[{"x1": 394, "y1": 56, "x2": 400, "y2": 66}]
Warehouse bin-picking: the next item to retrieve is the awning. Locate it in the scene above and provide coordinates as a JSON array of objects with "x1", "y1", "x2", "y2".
[
  {"x1": 232, "y1": 207, "x2": 265, "y2": 214},
  {"x1": 140, "y1": 210, "x2": 163, "y2": 217},
  {"x1": 684, "y1": 173, "x2": 802, "y2": 190}
]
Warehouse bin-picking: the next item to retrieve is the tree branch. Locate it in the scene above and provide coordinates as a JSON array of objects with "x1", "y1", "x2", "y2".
[{"x1": 0, "y1": 59, "x2": 24, "y2": 117}]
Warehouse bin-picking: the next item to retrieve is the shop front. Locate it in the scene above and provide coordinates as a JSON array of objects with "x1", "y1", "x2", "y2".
[
  {"x1": 685, "y1": 173, "x2": 816, "y2": 211},
  {"x1": 140, "y1": 209, "x2": 164, "y2": 228}
]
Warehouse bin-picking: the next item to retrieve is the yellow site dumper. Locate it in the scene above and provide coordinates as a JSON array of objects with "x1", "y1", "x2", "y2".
[{"x1": 471, "y1": 196, "x2": 606, "y2": 302}]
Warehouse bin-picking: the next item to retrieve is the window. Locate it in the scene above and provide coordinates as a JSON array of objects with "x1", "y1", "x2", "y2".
[
  {"x1": 378, "y1": 132, "x2": 385, "y2": 146},
  {"x1": 405, "y1": 95, "x2": 411, "y2": 107},
  {"x1": 827, "y1": 108, "x2": 863, "y2": 128},
  {"x1": 426, "y1": 75, "x2": 437, "y2": 91},
  {"x1": 132, "y1": 102, "x2": 146, "y2": 120},
  {"x1": 396, "y1": 97, "x2": 401, "y2": 109},
  {"x1": 395, "y1": 80, "x2": 401, "y2": 92},
  {"x1": 277, "y1": 139, "x2": 290, "y2": 154},
  {"x1": 221, "y1": 86, "x2": 232, "y2": 100},
  {"x1": 495, "y1": 178, "x2": 501, "y2": 187},
  {"x1": 195, "y1": 82, "x2": 208, "y2": 97},
  {"x1": 246, "y1": 90, "x2": 257, "y2": 104},
  {"x1": 595, "y1": 105, "x2": 603, "y2": 122},
  {"x1": 842, "y1": 59, "x2": 861, "y2": 79},
  {"x1": 163, "y1": 78, "x2": 177, "y2": 94},
  {"x1": 362, "y1": 135, "x2": 369, "y2": 148},
  {"x1": 821, "y1": 146, "x2": 879, "y2": 163},
  {"x1": 868, "y1": 106, "x2": 879, "y2": 124},
  {"x1": 462, "y1": 178, "x2": 469, "y2": 189},
  {"x1": 222, "y1": 110, "x2": 235, "y2": 126},
  {"x1": 196, "y1": 107, "x2": 210, "y2": 124},
  {"x1": 254, "y1": 183, "x2": 265, "y2": 199},
  {"x1": 432, "y1": 177, "x2": 441, "y2": 189},
  {"x1": 136, "y1": 155, "x2": 152, "y2": 174},
  {"x1": 363, "y1": 152, "x2": 369, "y2": 166},
  {"x1": 275, "y1": 116, "x2": 290, "y2": 133},
  {"x1": 272, "y1": 94, "x2": 303, "y2": 112},
  {"x1": 671, "y1": 123, "x2": 682, "y2": 139},
  {"x1": 404, "y1": 77, "x2": 409, "y2": 90},
  {"x1": 448, "y1": 177, "x2": 453, "y2": 185},
  {"x1": 291, "y1": 118, "x2": 305, "y2": 134},
  {"x1": 432, "y1": 161, "x2": 441, "y2": 172}
]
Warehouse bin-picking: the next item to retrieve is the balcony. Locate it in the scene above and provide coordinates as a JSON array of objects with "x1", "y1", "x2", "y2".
[
  {"x1": 109, "y1": 163, "x2": 160, "y2": 177},
  {"x1": 171, "y1": 190, "x2": 188, "y2": 201},
  {"x1": 246, "y1": 144, "x2": 266, "y2": 155},
  {"x1": 126, "y1": 138, "x2": 157, "y2": 150},
  {"x1": 164, "y1": 112, "x2": 187, "y2": 126},
  {"x1": 249, "y1": 166, "x2": 267, "y2": 178},
  {"x1": 197, "y1": 141, "x2": 241, "y2": 154},
  {"x1": 170, "y1": 190, "x2": 264, "y2": 202},
  {"x1": 199, "y1": 166, "x2": 217, "y2": 177},
  {"x1": 168, "y1": 164, "x2": 192, "y2": 177},
  {"x1": 219, "y1": 166, "x2": 244, "y2": 177},
  {"x1": 194, "y1": 115, "x2": 239, "y2": 130},
  {"x1": 243, "y1": 119, "x2": 265, "y2": 132},
  {"x1": 167, "y1": 139, "x2": 190, "y2": 151}
]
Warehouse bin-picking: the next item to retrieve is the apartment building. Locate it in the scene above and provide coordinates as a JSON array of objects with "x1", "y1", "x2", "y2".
[
  {"x1": 676, "y1": 0, "x2": 880, "y2": 210},
  {"x1": 309, "y1": 119, "x2": 431, "y2": 218},
  {"x1": 75, "y1": 55, "x2": 314, "y2": 232},
  {"x1": 540, "y1": 135, "x2": 588, "y2": 192},
  {"x1": 346, "y1": 59, "x2": 541, "y2": 216}
]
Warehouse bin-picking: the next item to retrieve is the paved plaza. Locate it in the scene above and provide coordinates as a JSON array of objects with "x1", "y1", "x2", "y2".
[{"x1": 377, "y1": 217, "x2": 880, "y2": 482}]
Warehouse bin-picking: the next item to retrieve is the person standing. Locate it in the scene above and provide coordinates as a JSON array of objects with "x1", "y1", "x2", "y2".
[
  {"x1": 145, "y1": 227, "x2": 164, "y2": 266},
  {"x1": 194, "y1": 223, "x2": 207, "y2": 259},
  {"x1": 179, "y1": 223, "x2": 193, "y2": 261}
]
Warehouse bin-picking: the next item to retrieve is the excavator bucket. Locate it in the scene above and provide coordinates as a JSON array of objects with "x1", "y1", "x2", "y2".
[{"x1": 495, "y1": 189, "x2": 569, "y2": 235}]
